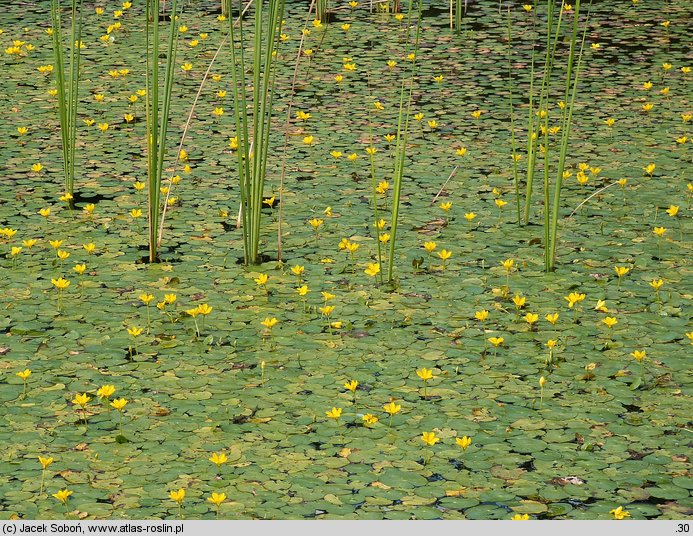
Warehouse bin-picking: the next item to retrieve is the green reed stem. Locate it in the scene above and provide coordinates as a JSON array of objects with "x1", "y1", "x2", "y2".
[{"x1": 50, "y1": 0, "x2": 83, "y2": 200}]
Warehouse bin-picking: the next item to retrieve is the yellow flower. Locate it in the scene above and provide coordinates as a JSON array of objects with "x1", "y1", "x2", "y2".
[
  {"x1": 319, "y1": 305, "x2": 335, "y2": 316},
  {"x1": 501, "y1": 259, "x2": 514, "y2": 272},
  {"x1": 524, "y1": 313, "x2": 539, "y2": 325},
  {"x1": 11, "y1": 246, "x2": 22, "y2": 257},
  {"x1": 303, "y1": 135, "x2": 315, "y2": 146},
  {"x1": 308, "y1": 218, "x2": 323, "y2": 229},
  {"x1": 464, "y1": 212, "x2": 476, "y2": 221},
  {"x1": 181, "y1": 63, "x2": 193, "y2": 71},
  {"x1": 416, "y1": 368, "x2": 433, "y2": 381},
  {"x1": 130, "y1": 208, "x2": 142, "y2": 218},
  {"x1": 139, "y1": 293, "x2": 154, "y2": 305},
  {"x1": 207, "y1": 493, "x2": 226, "y2": 507},
  {"x1": 522, "y1": 4, "x2": 532, "y2": 11},
  {"x1": 413, "y1": 112, "x2": 424, "y2": 121},
  {"x1": 321, "y1": 291, "x2": 335, "y2": 301},
  {"x1": 456, "y1": 436, "x2": 472, "y2": 450},
  {"x1": 98, "y1": 123, "x2": 109, "y2": 132},
  {"x1": 169, "y1": 489, "x2": 185, "y2": 505},
  {"x1": 23, "y1": 239, "x2": 37, "y2": 248},
  {"x1": 511, "y1": 513, "x2": 530, "y2": 520},
  {"x1": 209, "y1": 452, "x2": 228, "y2": 466},
  {"x1": 362, "y1": 414, "x2": 379, "y2": 426},
  {"x1": 72, "y1": 393, "x2": 90, "y2": 407},
  {"x1": 364, "y1": 263, "x2": 380, "y2": 277},
  {"x1": 127, "y1": 326, "x2": 143, "y2": 337},
  {"x1": 602, "y1": 317, "x2": 618, "y2": 328},
  {"x1": 609, "y1": 506, "x2": 630, "y2": 520},
  {"x1": 439, "y1": 202, "x2": 452, "y2": 212},
  {"x1": 111, "y1": 398, "x2": 128, "y2": 411},
  {"x1": 423, "y1": 241, "x2": 437, "y2": 253},
  {"x1": 254, "y1": 273, "x2": 269, "y2": 286},
  {"x1": 595, "y1": 300, "x2": 608, "y2": 313},
  {"x1": 643, "y1": 163, "x2": 656, "y2": 176},
  {"x1": 437, "y1": 249, "x2": 452, "y2": 261},
  {"x1": 649, "y1": 279, "x2": 664, "y2": 291},
  {"x1": 261, "y1": 317, "x2": 278, "y2": 329},
  {"x1": 296, "y1": 285, "x2": 309, "y2": 296},
  {"x1": 564, "y1": 292, "x2": 586, "y2": 308},
  {"x1": 344, "y1": 380, "x2": 358, "y2": 392},
  {"x1": 326, "y1": 407, "x2": 342, "y2": 419},
  {"x1": 57, "y1": 250, "x2": 70, "y2": 261},
  {"x1": 383, "y1": 402, "x2": 401, "y2": 415},
  {"x1": 196, "y1": 304, "x2": 213, "y2": 315},
  {"x1": 539, "y1": 376, "x2": 547, "y2": 388},
  {"x1": 38, "y1": 456, "x2": 54, "y2": 469},
  {"x1": 341, "y1": 23, "x2": 351, "y2": 31},
  {"x1": 163, "y1": 294, "x2": 177, "y2": 305},
  {"x1": 631, "y1": 350, "x2": 646, "y2": 363},
  {"x1": 471, "y1": 110, "x2": 482, "y2": 119},
  {"x1": 614, "y1": 266, "x2": 630, "y2": 278},
  {"x1": 475, "y1": 310, "x2": 489, "y2": 321},
  {"x1": 16, "y1": 369, "x2": 31, "y2": 381},
  {"x1": 666, "y1": 205, "x2": 679, "y2": 217},
  {"x1": 212, "y1": 107, "x2": 224, "y2": 117},
  {"x1": 31, "y1": 163, "x2": 44, "y2": 173},
  {"x1": 96, "y1": 385, "x2": 116, "y2": 399},
  {"x1": 421, "y1": 431, "x2": 439, "y2": 446},
  {"x1": 512, "y1": 295, "x2": 526, "y2": 308},
  {"x1": 653, "y1": 227, "x2": 667, "y2": 237},
  {"x1": 51, "y1": 277, "x2": 70, "y2": 290},
  {"x1": 456, "y1": 147, "x2": 468, "y2": 157},
  {"x1": 427, "y1": 119, "x2": 438, "y2": 129},
  {"x1": 546, "y1": 339, "x2": 557, "y2": 349},
  {"x1": 52, "y1": 489, "x2": 73, "y2": 505},
  {"x1": 83, "y1": 243, "x2": 96, "y2": 254},
  {"x1": 488, "y1": 337, "x2": 504, "y2": 347},
  {"x1": 495, "y1": 198, "x2": 507, "y2": 208}
]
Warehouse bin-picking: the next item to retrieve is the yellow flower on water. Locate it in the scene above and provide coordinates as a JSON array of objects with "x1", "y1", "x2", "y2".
[
  {"x1": 546, "y1": 339, "x2": 557, "y2": 349},
  {"x1": 511, "y1": 513, "x2": 530, "y2": 520},
  {"x1": 326, "y1": 407, "x2": 342, "y2": 420},
  {"x1": 139, "y1": 293, "x2": 154, "y2": 305},
  {"x1": 16, "y1": 369, "x2": 31, "y2": 381},
  {"x1": 421, "y1": 431, "x2": 439, "y2": 446},
  {"x1": 522, "y1": 4, "x2": 532, "y2": 11},
  {"x1": 169, "y1": 489, "x2": 185, "y2": 505},
  {"x1": 261, "y1": 317, "x2": 278, "y2": 329},
  {"x1": 456, "y1": 436, "x2": 472, "y2": 450},
  {"x1": 614, "y1": 266, "x2": 630, "y2": 278},
  {"x1": 416, "y1": 368, "x2": 433, "y2": 381},
  {"x1": 181, "y1": 63, "x2": 192, "y2": 72},
  {"x1": 539, "y1": 376, "x2": 547, "y2": 388},
  {"x1": 52, "y1": 489, "x2": 73, "y2": 505},
  {"x1": 545, "y1": 313, "x2": 559, "y2": 325},
  {"x1": 602, "y1": 317, "x2": 618, "y2": 328},
  {"x1": 423, "y1": 241, "x2": 437, "y2": 253},
  {"x1": 209, "y1": 452, "x2": 228, "y2": 467},
  {"x1": 127, "y1": 326, "x2": 143, "y2": 337},
  {"x1": 649, "y1": 279, "x2": 664, "y2": 290},
  {"x1": 57, "y1": 250, "x2": 70, "y2": 261},
  {"x1": 439, "y1": 202, "x2": 452, "y2": 212},
  {"x1": 666, "y1": 205, "x2": 679, "y2": 217},
  {"x1": 609, "y1": 506, "x2": 630, "y2": 520},
  {"x1": 362, "y1": 414, "x2": 378, "y2": 426},
  {"x1": 383, "y1": 402, "x2": 401, "y2": 415},
  {"x1": 643, "y1": 163, "x2": 656, "y2": 176},
  {"x1": 501, "y1": 259, "x2": 514, "y2": 272},
  {"x1": 322, "y1": 291, "x2": 335, "y2": 301},
  {"x1": 488, "y1": 337, "x2": 504, "y2": 347},
  {"x1": 32, "y1": 163, "x2": 44, "y2": 173},
  {"x1": 512, "y1": 295, "x2": 526, "y2": 308},
  {"x1": 364, "y1": 263, "x2": 380, "y2": 277},
  {"x1": 296, "y1": 285, "x2": 309, "y2": 296},
  {"x1": 524, "y1": 313, "x2": 539, "y2": 325},
  {"x1": 595, "y1": 300, "x2": 608, "y2": 313},
  {"x1": 464, "y1": 212, "x2": 476, "y2": 221},
  {"x1": 319, "y1": 305, "x2": 335, "y2": 316},
  {"x1": 495, "y1": 199, "x2": 507, "y2": 208},
  {"x1": 207, "y1": 493, "x2": 226, "y2": 507},
  {"x1": 475, "y1": 310, "x2": 489, "y2": 321},
  {"x1": 653, "y1": 227, "x2": 667, "y2": 237},
  {"x1": 564, "y1": 292, "x2": 586, "y2": 308},
  {"x1": 111, "y1": 398, "x2": 128, "y2": 411},
  {"x1": 72, "y1": 393, "x2": 90, "y2": 407},
  {"x1": 11, "y1": 247, "x2": 22, "y2": 257},
  {"x1": 196, "y1": 304, "x2": 212, "y2": 315},
  {"x1": 51, "y1": 277, "x2": 70, "y2": 290},
  {"x1": 39, "y1": 456, "x2": 54, "y2": 469},
  {"x1": 255, "y1": 273, "x2": 269, "y2": 286},
  {"x1": 308, "y1": 218, "x2": 323, "y2": 229},
  {"x1": 130, "y1": 209, "x2": 142, "y2": 218},
  {"x1": 471, "y1": 110, "x2": 482, "y2": 119},
  {"x1": 97, "y1": 385, "x2": 116, "y2": 399},
  {"x1": 631, "y1": 350, "x2": 646, "y2": 362},
  {"x1": 437, "y1": 249, "x2": 452, "y2": 261},
  {"x1": 344, "y1": 380, "x2": 358, "y2": 392}
]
